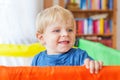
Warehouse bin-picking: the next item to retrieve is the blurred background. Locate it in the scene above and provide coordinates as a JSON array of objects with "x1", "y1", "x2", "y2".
[{"x1": 0, "y1": 0, "x2": 120, "y2": 50}]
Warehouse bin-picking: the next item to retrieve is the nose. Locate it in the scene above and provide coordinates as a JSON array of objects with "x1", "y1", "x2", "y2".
[{"x1": 61, "y1": 30, "x2": 68, "y2": 37}]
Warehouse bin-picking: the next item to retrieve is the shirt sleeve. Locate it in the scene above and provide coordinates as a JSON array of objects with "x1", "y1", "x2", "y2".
[
  {"x1": 81, "y1": 50, "x2": 94, "y2": 65},
  {"x1": 31, "y1": 54, "x2": 39, "y2": 66},
  {"x1": 76, "y1": 48, "x2": 94, "y2": 65}
]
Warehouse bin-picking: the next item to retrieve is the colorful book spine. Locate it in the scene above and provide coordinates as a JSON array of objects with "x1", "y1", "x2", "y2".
[
  {"x1": 88, "y1": 18, "x2": 93, "y2": 34},
  {"x1": 108, "y1": 0, "x2": 113, "y2": 10},
  {"x1": 75, "y1": 18, "x2": 84, "y2": 35},
  {"x1": 91, "y1": 0, "x2": 95, "y2": 10},
  {"x1": 99, "y1": 18, "x2": 104, "y2": 34},
  {"x1": 109, "y1": 20, "x2": 112, "y2": 33},
  {"x1": 80, "y1": 0, "x2": 87, "y2": 10},
  {"x1": 68, "y1": 0, "x2": 113, "y2": 10},
  {"x1": 93, "y1": 20, "x2": 99, "y2": 34},
  {"x1": 101, "y1": 0, "x2": 107, "y2": 10},
  {"x1": 87, "y1": 0, "x2": 92, "y2": 10},
  {"x1": 78, "y1": 20, "x2": 84, "y2": 35},
  {"x1": 84, "y1": 19, "x2": 88, "y2": 34},
  {"x1": 104, "y1": 20, "x2": 109, "y2": 34}
]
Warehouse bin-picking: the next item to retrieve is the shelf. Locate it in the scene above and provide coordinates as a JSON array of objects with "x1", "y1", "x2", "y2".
[
  {"x1": 76, "y1": 34, "x2": 113, "y2": 37},
  {"x1": 65, "y1": 0, "x2": 117, "y2": 48},
  {"x1": 70, "y1": 9, "x2": 113, "y2": 13}
]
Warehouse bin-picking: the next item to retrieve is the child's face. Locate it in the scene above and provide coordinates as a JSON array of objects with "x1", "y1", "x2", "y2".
[{"x1": 38, "y1": 19, "x2": 76, "y2": 55}]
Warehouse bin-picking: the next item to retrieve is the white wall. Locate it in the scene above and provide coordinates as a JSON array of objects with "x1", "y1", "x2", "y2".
[{"x1": 0, "y1": 0, "x2": 44, "y2": 44}]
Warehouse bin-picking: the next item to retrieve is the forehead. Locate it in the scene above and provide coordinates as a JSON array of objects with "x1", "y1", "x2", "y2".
[
  {"x1": 48, "y1": 19, "x2": 74, "y2": 29},
  {"x1": 50, "y1": 16, "x2": 74, "y2": 25}
]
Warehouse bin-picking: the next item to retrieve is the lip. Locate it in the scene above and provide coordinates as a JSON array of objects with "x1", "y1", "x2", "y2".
[{"x1": 58, "y1": 41, "x2": 70, "y2": 44}]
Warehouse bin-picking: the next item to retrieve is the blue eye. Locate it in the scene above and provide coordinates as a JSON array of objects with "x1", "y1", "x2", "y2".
[
  {"x1": 53, "y1": 30, "x2": 60, "y2": 32},
  {"x1": 68, "y1": 29, "x2": 73, "y2": 32}
]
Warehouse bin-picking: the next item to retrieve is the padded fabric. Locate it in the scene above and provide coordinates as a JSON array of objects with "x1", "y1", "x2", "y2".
[
  {"x1": 0, "y1": 43, "x2": 45, "y2": 66},
  {"x1": 78, "y1": 39, "x2": 120, "y2": 65},
  {"x1": 0, "y1": 66, "x2": 120, "y2": 80},
  {"x1": 0, "y1": 43, "x2": 45, "y2": 57}
]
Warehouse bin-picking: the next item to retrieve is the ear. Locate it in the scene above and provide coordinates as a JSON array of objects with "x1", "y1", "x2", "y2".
[{"x1": 36, "y1": 32, "x2": 45, "y2": 45}]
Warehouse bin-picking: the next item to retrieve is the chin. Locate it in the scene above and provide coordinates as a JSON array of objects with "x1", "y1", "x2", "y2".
[{"x1": 59, "y1": 48, "x2": 71, "y2": 53}]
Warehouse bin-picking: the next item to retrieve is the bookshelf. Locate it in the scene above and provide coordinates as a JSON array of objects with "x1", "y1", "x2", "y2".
[{"x1": 44, "y1": 0, "x2": 117, "y2": 48}]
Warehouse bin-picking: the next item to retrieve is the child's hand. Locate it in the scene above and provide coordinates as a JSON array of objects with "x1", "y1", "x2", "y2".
[{"x1": 84, "y1": 58, "x2": 103, "y2": 74}]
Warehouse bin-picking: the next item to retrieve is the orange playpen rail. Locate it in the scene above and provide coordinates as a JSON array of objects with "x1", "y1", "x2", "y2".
[{"x1": 0, "y1": 66, "x2": 120, "y2": 80}]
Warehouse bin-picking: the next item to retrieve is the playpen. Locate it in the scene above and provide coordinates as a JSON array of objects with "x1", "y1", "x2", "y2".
[
  {"x1": 0, "y1": 39, "x2": 120, "y2": 80},
  {"x1": 0, "y1": 66, "x2": 120, "y2": 80}
]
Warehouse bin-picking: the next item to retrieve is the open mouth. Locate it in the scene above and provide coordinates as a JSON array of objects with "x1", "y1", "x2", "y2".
[{"x1": 58, "y1": 41, "x2": 70, "y2": 44}]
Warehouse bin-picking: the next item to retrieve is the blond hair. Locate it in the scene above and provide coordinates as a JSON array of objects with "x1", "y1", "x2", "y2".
[{"x1": 36, "y1": 5, "x2": 75, "y2": 33}]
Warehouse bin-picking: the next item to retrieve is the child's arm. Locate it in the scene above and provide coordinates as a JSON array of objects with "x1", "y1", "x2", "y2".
[{"x1": 84, "y1": 58, "x2": 103, "y2": 74}]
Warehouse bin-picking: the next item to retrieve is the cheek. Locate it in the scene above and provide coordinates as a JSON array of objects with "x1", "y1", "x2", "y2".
[
  {"x1": 46, "y1": 35, "x2": 58, "y2": 43},
  {"x1": 70, "y1": 33, "x2": 75, "y2": 38},
  {"x1": 71, "y1": 34, "x2": 76, "y2": 42},
  {"x1": 73, "y1": 37, "x2": 76, "y2": 43}
]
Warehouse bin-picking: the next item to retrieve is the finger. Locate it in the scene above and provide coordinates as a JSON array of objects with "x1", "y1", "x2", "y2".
[
  {"x1": 89, "y1": 60, "x2": 95, "y2": 74},
  {"x1": 84, "y1": 58, "x2": 90, "y2": 69},
  {"x1": 94, "y1": 61, "x2": 100, "y2": 74},
  {"x1": 99, "y1": 61, "x2": 103, "y2": 69}
]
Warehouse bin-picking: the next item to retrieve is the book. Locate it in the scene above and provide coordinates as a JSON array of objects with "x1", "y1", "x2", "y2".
[
  {"x1": 99, "y1": 18, "x2": 104, "y2": 34},
  {"x1": 88, "y1": 18, "x2": 93, "y2": 34},
  {"x1": 108, "y1": 0, "x2": 113, "y2": 10}
]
